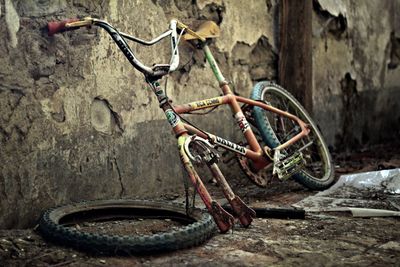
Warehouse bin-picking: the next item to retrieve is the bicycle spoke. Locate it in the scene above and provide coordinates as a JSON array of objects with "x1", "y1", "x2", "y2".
[{"x1": 259, "y1": 88, "x2": 331, "y2": 180}]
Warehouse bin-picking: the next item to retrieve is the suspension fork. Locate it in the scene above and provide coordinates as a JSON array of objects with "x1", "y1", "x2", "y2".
[
  {"x1": 150, "y1": 79, "x2": 255, "y2": 232},
  {"x1": 148, "y1": 79, "x2": 234, "y2": 232},
  {"x1": 206, "y1": 162, "x2": 256, "y2": 227},
  {"x1": 181, "y1": 135, "x2": 256, "y2": 228},
  {"x1": 178, "y1": 135, "x2": 234, "y2": 233}
]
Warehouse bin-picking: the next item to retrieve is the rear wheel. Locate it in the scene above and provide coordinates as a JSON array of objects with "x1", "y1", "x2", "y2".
[
  {"x1": 38, "y1": 199, "x2": 216, "y2": 255},
  {"x1": 251, "y1": 81, "x2": 334, "y2": 190}
]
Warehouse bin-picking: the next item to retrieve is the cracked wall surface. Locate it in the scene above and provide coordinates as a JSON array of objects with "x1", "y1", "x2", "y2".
[
  {"x1": 0, "y1": 0, "x2": 399, "y2": 228},
  {"x1": 312, "y1": 0, "x2": 400, "y2": 149}
]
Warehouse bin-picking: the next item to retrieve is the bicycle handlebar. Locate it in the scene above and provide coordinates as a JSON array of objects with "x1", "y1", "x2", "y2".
[{"x1": 47, "y1": 17, "x2": 181, "y2": 79}]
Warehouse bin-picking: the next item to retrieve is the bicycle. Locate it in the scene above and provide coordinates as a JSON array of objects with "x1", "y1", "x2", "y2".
[{"x1": 39, "y1": 17, "x2": 334, "y2": 254}]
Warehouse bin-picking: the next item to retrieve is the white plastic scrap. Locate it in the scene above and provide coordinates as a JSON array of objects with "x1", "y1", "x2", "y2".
[
  {"x1": 321, "y1": 168, "x2": 400, "y2": 195},
  {"x1": 294, "y1": 169, "x2": 400, "y2": 214}
]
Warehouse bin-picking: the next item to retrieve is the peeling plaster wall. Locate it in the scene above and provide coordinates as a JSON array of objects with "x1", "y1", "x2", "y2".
[
  {"x1": 1, "y1": 0, "x2": 399, "y2": 228},
  {"x1": 0, "y1": 0, "x2": 277, "y2": 228},
  {"x1": 312, "y1": 0, "x2": 400, "y2": 149}
]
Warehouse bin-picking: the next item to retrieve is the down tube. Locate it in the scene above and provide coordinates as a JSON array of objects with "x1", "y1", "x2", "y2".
[
  {"x1": 174, "y1": 95, "x2": 264, "y2": 155},
  {"x1": 182, "y1": 125, "x2": 267, "y2": 164}
]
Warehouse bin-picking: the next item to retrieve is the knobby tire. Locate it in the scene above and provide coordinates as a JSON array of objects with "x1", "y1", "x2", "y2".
[
  {"x1": 38, "y1": 199, "x2": 216, "y2": 255},
  {"x1": 250, "y1": 81, "x2": 335, "y2": 190}
]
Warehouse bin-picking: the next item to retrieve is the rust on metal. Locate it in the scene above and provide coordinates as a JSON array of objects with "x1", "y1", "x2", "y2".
[{"x1": 229, "y1": 196, "x2": 256, "y2": 227}]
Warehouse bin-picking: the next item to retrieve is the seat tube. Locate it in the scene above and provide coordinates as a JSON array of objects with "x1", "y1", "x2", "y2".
[
  {"x1": 204, "y1": 45, "x2": 262, "y2": 154},
  {"x1": 204, "y1": 45, "x2": 230, "y2": 92}
]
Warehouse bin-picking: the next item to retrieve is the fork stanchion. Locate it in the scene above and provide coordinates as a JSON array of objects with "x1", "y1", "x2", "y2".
[{"x1": 178, "y1": 135, "x2": 234, "y2": 233}]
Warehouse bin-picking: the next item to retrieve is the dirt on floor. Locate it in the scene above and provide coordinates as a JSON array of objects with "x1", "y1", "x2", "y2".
[{"x1": 1, "y1": 143, "x2": 400, "y2": 267}]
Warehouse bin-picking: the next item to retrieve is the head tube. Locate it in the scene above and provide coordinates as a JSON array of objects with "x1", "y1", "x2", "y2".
[{"x1": 169, "y1": 19, "x2": 180, "y2": 72}]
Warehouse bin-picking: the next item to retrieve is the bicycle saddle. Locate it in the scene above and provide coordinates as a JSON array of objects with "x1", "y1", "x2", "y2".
[{"x1": 183, "y1": 21, "x2": 220, "y2": 41}]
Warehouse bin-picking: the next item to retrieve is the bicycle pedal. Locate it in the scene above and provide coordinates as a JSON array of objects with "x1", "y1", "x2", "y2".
[{"x1": 273, "y1": 150, "x2": 305, "y2": 180}]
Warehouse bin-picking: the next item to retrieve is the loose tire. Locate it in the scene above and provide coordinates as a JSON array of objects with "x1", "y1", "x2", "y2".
[
  {"x1": 38, "y1": 199, "x2": 216, "y2": 255},
  {"x1": 251, "y1": 81, "x2": 335, "y2": 190}
]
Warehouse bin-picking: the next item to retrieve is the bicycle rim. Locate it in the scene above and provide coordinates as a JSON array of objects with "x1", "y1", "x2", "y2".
[{"x1": 251, "y1": 82, "x2": 334, "y2": 189}]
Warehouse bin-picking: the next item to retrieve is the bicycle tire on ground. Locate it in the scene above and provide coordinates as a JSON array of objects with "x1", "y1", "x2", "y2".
[
  {"x1": 38, "y1": 199, "x2": 216, "y2": 255},
  {"x1": 250, "y1": 81, "x2": 335, "y2": 190}
]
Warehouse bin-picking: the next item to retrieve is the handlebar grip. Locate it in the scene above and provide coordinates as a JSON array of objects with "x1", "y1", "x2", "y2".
[{"x1": 48, "y1": 18, "x2": 79, "y2": 36}]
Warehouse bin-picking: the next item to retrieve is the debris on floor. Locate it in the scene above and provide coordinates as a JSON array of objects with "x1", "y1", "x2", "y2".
[
  {"x1": 1, "y1": 144, "x2": 399, "y2": 266},
  {"x1": 294, "y1": 168, "x2": 400, "y2": 214},
  {"x1": 325, "y1": 207, "x2": 400, "y2": 217}
]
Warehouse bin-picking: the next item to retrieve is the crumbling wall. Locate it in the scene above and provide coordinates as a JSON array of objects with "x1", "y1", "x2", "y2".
[
  {"x1": 1, "y1": 0, "x2": 399, "y2": 229},
  {"x1": 0, "y1": 0, "x2": 277, "y2": 228},
  {"x1": 312, "y1": 0, "x2": 400, "y2": 150}
]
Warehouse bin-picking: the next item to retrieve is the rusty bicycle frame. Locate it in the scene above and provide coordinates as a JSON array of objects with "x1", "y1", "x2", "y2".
[
  {"x1": 159, "y1": 45, "x2": 310, "y2": 232},
  {"x1": 52, "y1": 17, "x2": 311, "y2": 233}
]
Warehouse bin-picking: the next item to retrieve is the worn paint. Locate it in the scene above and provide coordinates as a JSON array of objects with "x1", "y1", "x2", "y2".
[
  {"x1": 234, "y1": 111, "x2": 250, "y2": 133},
  {"x1": 204, "y1": 45, "x2": 226, "y2": 83}
]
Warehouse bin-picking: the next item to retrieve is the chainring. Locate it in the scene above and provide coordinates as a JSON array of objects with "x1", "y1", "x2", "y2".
[{"x1": 237, "y1": 152, "x2": 274, "y2": 188}]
